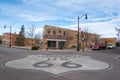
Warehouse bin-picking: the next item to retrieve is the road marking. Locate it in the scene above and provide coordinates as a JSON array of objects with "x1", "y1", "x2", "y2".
[{"x1": 5, "y1": 54, "x2": 110, "y2": 75}]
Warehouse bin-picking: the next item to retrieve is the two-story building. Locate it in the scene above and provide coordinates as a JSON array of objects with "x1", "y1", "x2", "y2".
[{"x1": 42, "y1": 25, "x2": 100, "y2": 49}]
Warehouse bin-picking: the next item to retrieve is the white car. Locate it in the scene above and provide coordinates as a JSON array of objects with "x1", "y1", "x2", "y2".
[{"x1": 107, "y1": 44, "x2": 115, "y2": 49}]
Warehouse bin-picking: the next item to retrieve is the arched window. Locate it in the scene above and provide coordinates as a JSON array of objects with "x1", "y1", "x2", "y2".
[
  {"x1": 47, "y1": 28, "x2": 50, "y2": 34},
  {"x1": 59, "y1": 30, "x2": 61, "y2": 35},
  {"x1": 53, "y1": 29, "x2": 56, "y2": 35},
  {"x1": 63, "y1": 31, "x2": 66, "y2": 36}
]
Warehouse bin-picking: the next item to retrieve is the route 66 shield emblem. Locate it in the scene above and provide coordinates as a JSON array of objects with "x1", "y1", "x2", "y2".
[{"x1": 5, "y1": 54, "x2": 110, "y2": 76}]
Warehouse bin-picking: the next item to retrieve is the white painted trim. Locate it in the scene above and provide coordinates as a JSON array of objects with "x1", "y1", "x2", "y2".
[{"x1": 47, "y1": 39, "x2": 66, "y2": 41}]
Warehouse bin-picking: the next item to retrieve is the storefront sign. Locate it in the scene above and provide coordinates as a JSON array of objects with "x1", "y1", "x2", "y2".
[{"x1": 44, "y1": 35, "x2": 73, "y2": 40}]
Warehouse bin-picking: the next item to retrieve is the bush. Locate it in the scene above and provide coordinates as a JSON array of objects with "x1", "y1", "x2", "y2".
[
  {"x1": 71, "y1": 45, "x2": 76, "y2": 48},
  {"x1": 31, "y1": 46, "x2": 39, "y2": 50}
]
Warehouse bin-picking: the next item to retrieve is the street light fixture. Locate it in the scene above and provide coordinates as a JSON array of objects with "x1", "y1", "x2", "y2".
[
  {"x1": 77, "y1": 14, "x2": 88, "y2": 51},
  {"x1": 4, "y1": 25, "x2": 12, "y2": 47}
]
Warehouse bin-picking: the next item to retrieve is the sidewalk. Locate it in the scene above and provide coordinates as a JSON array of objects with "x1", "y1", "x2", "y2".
[
  {"x1": 10, "y1": 46, "x2": 92, "y2": 54},
  {"x1": 41, "y1": 48, "x2": 77, "y2": 53},
  {"x1": 33, "y1": 49, "x2": 91, "y2": 54},
  {"x1": 12, "y1": 46, "x2": 31, "y2": 50}
]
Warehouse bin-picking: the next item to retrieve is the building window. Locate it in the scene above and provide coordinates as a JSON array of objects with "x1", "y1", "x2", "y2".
[
  {"x1": 53, "y1": 29, "x2": 56, "y2": 35},
  {"x1": 3, "y1": 33, "x2": 6, "y2": 39},
  {"x1": 47, "y1": 28, "x2": 50, "y2": 34},
  {"x1": 48, "y1": 41, "x2": 56, "y2": 48},
  {"x1": 63, "y1": 31, "x2": 66, "y2": 36},
  {"x1": 59, "y1": 30, "x2": 61, "y2": 34}
]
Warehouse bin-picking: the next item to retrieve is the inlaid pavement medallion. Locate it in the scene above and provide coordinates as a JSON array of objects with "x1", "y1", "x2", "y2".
[{"x1": 5, "y1": 54, "x2": 110, "y2": 76}]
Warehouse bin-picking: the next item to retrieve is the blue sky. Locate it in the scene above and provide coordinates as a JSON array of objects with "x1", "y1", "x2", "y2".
[{"x1": 0, "y1": 0, "x2": 120, "y2": 38}]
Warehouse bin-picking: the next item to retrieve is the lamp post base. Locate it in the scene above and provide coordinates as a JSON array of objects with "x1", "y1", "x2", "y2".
[{"x1": 9, "y1": 45, "x2": 11, "y2": 47}]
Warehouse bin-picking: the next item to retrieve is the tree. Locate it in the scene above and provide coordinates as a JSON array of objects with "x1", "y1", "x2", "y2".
[
  {"x1": 15, "y1": 25, "x2": 25, "y2": 46},
  {"x1": 34, "y1": 33, "x2": 41, "y2": 48},
  {"x1": 26, "y1": 24, "x2": 36, "y2": 46}
]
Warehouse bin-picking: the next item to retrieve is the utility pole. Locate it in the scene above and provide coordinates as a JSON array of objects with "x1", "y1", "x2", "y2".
[{"x1": 77, "y1": 16, "x2": 80, "y2": 51}]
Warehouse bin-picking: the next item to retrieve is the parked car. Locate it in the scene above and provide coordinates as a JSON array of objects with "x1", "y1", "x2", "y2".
[
  {"x1": 92, "y1": 43, "x2": 102, "y2": 50},
  {"x1": 107, "y1": 44, "x2": 115, "y2": 49},
  {"x1": 92, "y1": 43, "x2": 106, "y2": 50}
]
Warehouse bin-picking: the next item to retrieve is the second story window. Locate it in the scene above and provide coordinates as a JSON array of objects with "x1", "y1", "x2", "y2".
[
  {"x1": 59, "y1": 30, "x2": 61, "y2": 34},
  {"x1": 3, "y1": 33, "x2": 6, "y2": 39},
  {"x1": 47, "y1": 28, "x2": 50, "y2": 34},
  {"x1": 53, "y1": 29, "x2": 56, "y2": 35},
  {"x1": 63, "y1": 31, "x2": 66, "y2": 36}
]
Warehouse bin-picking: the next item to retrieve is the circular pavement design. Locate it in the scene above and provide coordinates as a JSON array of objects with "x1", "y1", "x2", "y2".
[{"x1": 5, "y1": 54, "x2": 110, "y2": 75}]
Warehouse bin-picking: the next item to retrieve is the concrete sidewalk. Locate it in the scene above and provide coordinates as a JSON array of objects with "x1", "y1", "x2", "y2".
[
  {"x1": 40, "y1": 48, "x2": 92, "y2": 53},
  {"x1": 11, "y1": 46, "x2": 91, "y2": 53}
]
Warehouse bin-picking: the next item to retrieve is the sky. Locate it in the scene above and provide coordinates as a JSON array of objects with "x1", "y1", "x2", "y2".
[{"x1": 0, "y1": 0, "x2": 120, "y2": 38}]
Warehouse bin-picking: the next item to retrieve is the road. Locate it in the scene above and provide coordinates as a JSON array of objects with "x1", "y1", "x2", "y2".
[{"x1": 0, "y1": 46, "x2": 120, "y2": 80}]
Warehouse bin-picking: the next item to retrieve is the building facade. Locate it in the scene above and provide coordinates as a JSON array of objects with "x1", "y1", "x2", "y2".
[
  {"x1": 42, "y1": 25, "x2": 100, "y2": 49},
  {"x1": 2, "y1": 33, "x2": 35, "y2": 47},
  {"x1": 0, "y1": 35, "x2": 2, "y2": 45},
  {"x1": 100, "y1": 38, "x2": 117, "y2": 45},
  {"x1": 2, "y1": 33, "x2": 18, "y2": 46},
  {"x1": 1, "y1": 25, "x2": 101, "y2": 49},
  {"x1": 25, "y1": 38, "x2": 35, "y2": 47}
]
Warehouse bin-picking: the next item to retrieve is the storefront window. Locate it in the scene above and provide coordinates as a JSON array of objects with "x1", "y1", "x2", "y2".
[{"x1": 47, "y1": 41, "x2": 56, "y2": 48}]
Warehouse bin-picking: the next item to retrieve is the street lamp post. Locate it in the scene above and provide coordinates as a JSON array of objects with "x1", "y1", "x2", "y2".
[
  {"x1": 77, "y1": 14, "x2": 87, "y2": 51},
  {"x1": 4, "y1": 25, "x2": 12, "y2": 47},
  {"x1": 81, "y1": 31, "x2": 85, "y2": 52}
]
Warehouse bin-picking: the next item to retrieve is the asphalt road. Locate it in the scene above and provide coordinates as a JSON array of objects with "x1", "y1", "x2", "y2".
[{"x1": 0, "y1": 46, "x2": 120, "y2": 80}]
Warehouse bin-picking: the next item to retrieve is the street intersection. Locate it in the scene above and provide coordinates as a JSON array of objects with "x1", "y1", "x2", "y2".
[{"x1": 0, "y1": 46, "x2": 120, "y2": 80}]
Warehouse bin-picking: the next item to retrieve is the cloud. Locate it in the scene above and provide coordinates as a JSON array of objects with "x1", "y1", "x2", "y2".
[
  {"x1": 58, "y1": 17, "x2": 119, "y2": 38},
  {"x1": 0, "y1": 0, "x2": 120, "y2": 38},
  {"x1": 18, "y1": 13, "x2": 56, "y2": 22},
  {"x1": 56, "y1": 0, "x2": 120, "y2": 19},
  {"x1": 35, "y1": 27, "x2": 43, "y2": 34}
]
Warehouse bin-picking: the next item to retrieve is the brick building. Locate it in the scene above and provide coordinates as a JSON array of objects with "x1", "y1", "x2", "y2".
[
  {"x1": 2, "y1": 33, "x2": 18, "y2": 46},
  {"x1": 2, "y1": 33, "x2": 35, "y2": 47},
  {"x1": 42, "y1": 25, "x2": 100, "y2": 49},
  {"x1": 100, "y1": 38, "x2": 117, "y2": 45},
  {"x1": 0, "y1": 35, "x2": 2, "y2": 45},
  {"x1": 25, "y1": 38, "x2": 35, "y2": 47}
]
